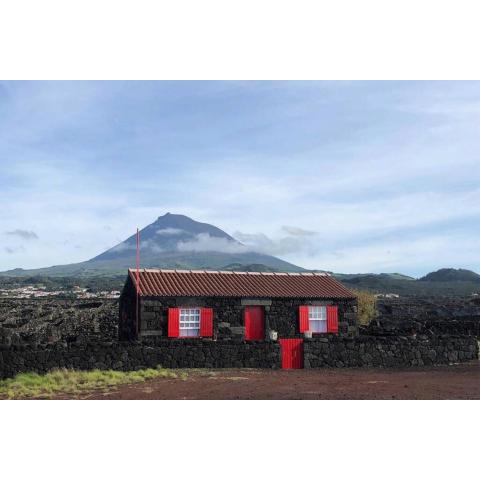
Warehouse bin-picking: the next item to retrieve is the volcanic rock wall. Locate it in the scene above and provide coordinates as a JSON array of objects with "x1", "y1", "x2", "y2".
[
  {"x1": 0, "y1": 335, "x2": 477, "y2": 379},
  {"x1": 0, "y1": 297, "x2": 479, "y2": 379},
  {"x1": 0, "y1": 340, "x2": 281, "y2": 379},
  {"x1": 0, "y1": 298, "x2": 118, "y2": 347},
  {"x1": 303, "y1": 335, "x2": 478, "y2": 368},
  {"x1": 364, "y1": 296, "x2": 480, "y2": 336},
  {"x1": 125, "y1": 296, "x2": 358, "y2": 341}
]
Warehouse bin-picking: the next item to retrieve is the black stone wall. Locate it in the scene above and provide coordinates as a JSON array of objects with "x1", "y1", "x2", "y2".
[
  {"x1": 2, "y1": 295, "x2": 479, "y2": 379},
  {"x1": 376, "y1": 296, "x2": 480, "y2": 320},
  {"x1": 364, "y1": 296, "x2": 480, "y2": 337},
  {"x1": 0, "y1": 298, "x2": 118, "y2": 347},
  {"x1": 304, "y1": 335, "x2": 478, "y2": 368},
  {"x1": 0, "y1": 340, "x2": 280, "y2": 379},
  {"x1": 1, "y1": 334, "x2": 477, "y2": 380},
  {"x1": 131, "y1": 295, "x2": 358, "y2": 341}
]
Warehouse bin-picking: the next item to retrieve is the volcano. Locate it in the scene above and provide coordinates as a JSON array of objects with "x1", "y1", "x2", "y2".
[{"x1": 1, "y1": 213, "x2": 304, "y2": 277}]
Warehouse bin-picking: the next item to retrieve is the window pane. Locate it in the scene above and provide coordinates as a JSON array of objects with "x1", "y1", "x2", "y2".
[
  {"x1": 310, "y1": 319, "x2": 327, "y2": 333},
  {"x1": 308, "y1": 306, "x2": 326, "y2": 322},
  {"x1": 179, "y1": 308, "x2": 200, "y2": 337}
]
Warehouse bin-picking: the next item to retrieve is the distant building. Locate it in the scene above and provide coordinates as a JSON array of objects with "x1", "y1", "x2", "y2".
[{"x1": 375, "y1": 293, "x2": 400, "y2": 299}]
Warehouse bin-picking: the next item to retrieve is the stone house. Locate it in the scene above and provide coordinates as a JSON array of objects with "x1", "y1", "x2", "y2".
[{"x1": 119, "y1": 269, "x2": 357, "y2": 368}]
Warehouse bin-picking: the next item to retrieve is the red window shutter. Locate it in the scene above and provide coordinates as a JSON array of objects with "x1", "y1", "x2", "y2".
[
  {"x1": 299, "y1": 306, "x2": 310, "y2": 333},
  {"x1": 168, "y1": 307, "x2": 180, "y2": 338},
  {"x1": 327, "y1": 305, "x2": 339, "y2": 333},
  {"x1": 200, "y1": 308, "x2": 214, "y2": 337}
]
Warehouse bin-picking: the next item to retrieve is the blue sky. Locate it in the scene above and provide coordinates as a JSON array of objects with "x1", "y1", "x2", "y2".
[{"x1": 0, "y1": 81, "x2": 479, "y2": 276}]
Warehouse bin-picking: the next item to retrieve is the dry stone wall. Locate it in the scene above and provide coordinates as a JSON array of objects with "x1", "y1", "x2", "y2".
[
  {"x1": 131, "y1": 296, "x2": 358, "y2": 340},
  {"x1": 304, "y1": 335, "x2": 478, "y2": 368},
  {"x1": 0, "y1": 335, "x2": 477, "y2": 379},
  {"x1": 0, "y1": 297, "x2": 479, "y2": 379},
  {"x1": 0, "y1": 340, "x2": 281, "y2": 379},
  {"x1": 0, "y1": 298, "x2": 118, "y2": 347},
  {"x1": 366, "y1": 297, "x2": 480, "y2": 337}
]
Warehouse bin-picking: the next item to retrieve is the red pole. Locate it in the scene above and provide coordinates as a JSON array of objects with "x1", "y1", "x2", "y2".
[{"x1": 136, "y1": 227, "x2": 140, "y2": 338}]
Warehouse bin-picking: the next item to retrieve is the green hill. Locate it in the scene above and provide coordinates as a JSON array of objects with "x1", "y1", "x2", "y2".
[
  {"x1": 335, "y1": 272, "x2": 480, "y2": 296},
  {"x1": 418, "y1": 268, "x2": 480, "y2": 283}
]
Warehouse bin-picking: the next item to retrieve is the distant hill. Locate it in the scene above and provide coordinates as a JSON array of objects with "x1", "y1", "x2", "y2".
[
  {"x1": 418, "y1": 268, "x2": 480, "y2": 283},
  {"x1": 222, "y1": 263, "x2": 281, "y2": 272},
  {"x1": 0, "y1": 213, "x2": 303, "y2": 277},
  {"x1": 336, "y1": 272, "x2": 480, "y2": 296},
  {"x1": 334, "y1": 272, "x2": 415, "y2": 282}
]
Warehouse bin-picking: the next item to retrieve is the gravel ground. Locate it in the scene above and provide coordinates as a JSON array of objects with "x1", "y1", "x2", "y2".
[{"x1": 54, "y1": 361, "x2": 480, "y2": 400}]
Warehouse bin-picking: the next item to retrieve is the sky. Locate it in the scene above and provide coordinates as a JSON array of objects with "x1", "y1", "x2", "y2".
[{"x1": 0, "y1": 80, "x2": 479, "y2": 276}]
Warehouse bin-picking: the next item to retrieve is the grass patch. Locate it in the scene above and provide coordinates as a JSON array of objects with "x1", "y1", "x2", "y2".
[{"x1": 0, "y1": 367, "x2": 182, "y2": 400}]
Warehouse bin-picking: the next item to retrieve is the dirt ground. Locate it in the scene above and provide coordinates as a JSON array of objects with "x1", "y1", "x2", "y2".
[{"x1": 59, "y1": 361, "x2": 480, "y2": 400}]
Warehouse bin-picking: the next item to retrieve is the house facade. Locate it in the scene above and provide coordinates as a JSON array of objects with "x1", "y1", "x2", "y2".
[{"x1": 119, "y1": 269, "x2": 357, "y2": 368}]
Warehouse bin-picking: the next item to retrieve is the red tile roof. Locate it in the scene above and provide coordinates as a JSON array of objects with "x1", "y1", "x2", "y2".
[{"x1": 128, "y1": 269, "x2": 356, "y2": 299}]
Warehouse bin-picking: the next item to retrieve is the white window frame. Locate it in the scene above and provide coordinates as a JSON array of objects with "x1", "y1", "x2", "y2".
[
  {"x1": 179, "y1": 308, "x2": 201, "y2": 337},
  {"x1": 308, "y1": 306, "x2": 327, "y2": 333}
]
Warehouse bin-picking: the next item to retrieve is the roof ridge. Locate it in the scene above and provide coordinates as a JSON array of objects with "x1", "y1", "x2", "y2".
[
  {"x1": 128, "y1": 268, "x2": 330, "y2": 276},
  {"x1": 128, "y1": 268, "x2": 355, "y2": 298}
]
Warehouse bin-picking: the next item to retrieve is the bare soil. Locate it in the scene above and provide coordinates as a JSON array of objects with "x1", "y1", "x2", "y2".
[{"x1": 59, "y1": 361, "x2": 480, "y2": 400}]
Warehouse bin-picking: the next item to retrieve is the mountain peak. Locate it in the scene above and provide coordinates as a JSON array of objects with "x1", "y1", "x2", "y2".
[
  {"x1": 85, "y1": 214, "x2": 303, "y2": 272},
  {"x1": 147, "y1": 213, "x2": 236, "y2": 242},
  {"x1": 0, "y1": 214, "x2": 304, "y2": 276},
  {"x1": 89, "y1": 214, "x2": 252, "y2": 261}
]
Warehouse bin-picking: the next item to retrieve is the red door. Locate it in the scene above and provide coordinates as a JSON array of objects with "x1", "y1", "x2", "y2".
[
  {"x1": 279, "y1": 339, "x2": 304, "y2": 369},
  {"x1": 244, "y1": 306, "x2": 265, "y2": 340}
]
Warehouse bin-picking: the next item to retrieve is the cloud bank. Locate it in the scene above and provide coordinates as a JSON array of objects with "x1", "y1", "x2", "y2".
[
  {"x1": 234, "y1": 227, "x2": 318, "y2": 256},
  {"x1": 176, "y1": 234, "x2": 248, "y2": 254}
]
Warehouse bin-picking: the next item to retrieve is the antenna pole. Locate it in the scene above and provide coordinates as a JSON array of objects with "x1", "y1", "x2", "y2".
[{"x1": 136, "y1": 227, "x2": 140, "y2": 338}]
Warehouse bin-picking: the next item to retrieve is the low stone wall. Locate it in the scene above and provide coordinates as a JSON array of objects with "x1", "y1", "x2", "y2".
[
  {"x1": 361, "y1": 317, "x2": 480, "y2": 337},
  {"x1": 304, "y1": 335, "x2": 479, "y2": 368},
  {"x1": 0, "y1": 335, "x2": 477, "y2": 380},
  {"x1": 0, "y1": 340, "x2": 281, "y2": 379},
  {"x1": 376, "y1": 296, "x2": 480, "y2": 320},
  {"x1": 371, "y1": 297, "x2": 480, "y2": 337}
]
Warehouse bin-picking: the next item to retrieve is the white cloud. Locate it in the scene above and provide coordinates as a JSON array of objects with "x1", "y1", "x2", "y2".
[
  {"x1": 141, "y1": 240, "x2": 164, "y2": 254},
  {"x1": 109, "y1": 242, "x2": 135, "y2": 253},
  {"x1": 281, "y1": 225, "x2": 316, "y2": 236},
  {"x1": 290, "y1": 232, "x2": 479, "y2": 276},
  {"x1": 233, "y1": 230, "x2": 319, "y2": 257},
  {"x1": 156, "y1": 228, "x2": 186, "y2": 236},
  {"x1": 176, "y1": 233, "x2": 247, "y2": 254}
]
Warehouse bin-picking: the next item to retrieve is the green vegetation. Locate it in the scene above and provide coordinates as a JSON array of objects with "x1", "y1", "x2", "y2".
[
  {"x1": 339, "y1": 275, "x2": 480, "y2": 296},
  {"x1": 334, "y1": 272, "x2": 415, "y2": 281},
  {"x1": 0, "y1": 367, "x2": 185, "y2": 399},
  {"x1": 354, "y1": 290, "x2": 377, "y2": 326},
  {"x1": 418, "y1": 268, "x2": 480, "y2": 283}
]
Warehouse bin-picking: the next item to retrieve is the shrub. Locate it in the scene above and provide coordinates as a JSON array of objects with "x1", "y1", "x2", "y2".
[{"x1": 354, "y1": 290, "x2": 377, "y2": 326}]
